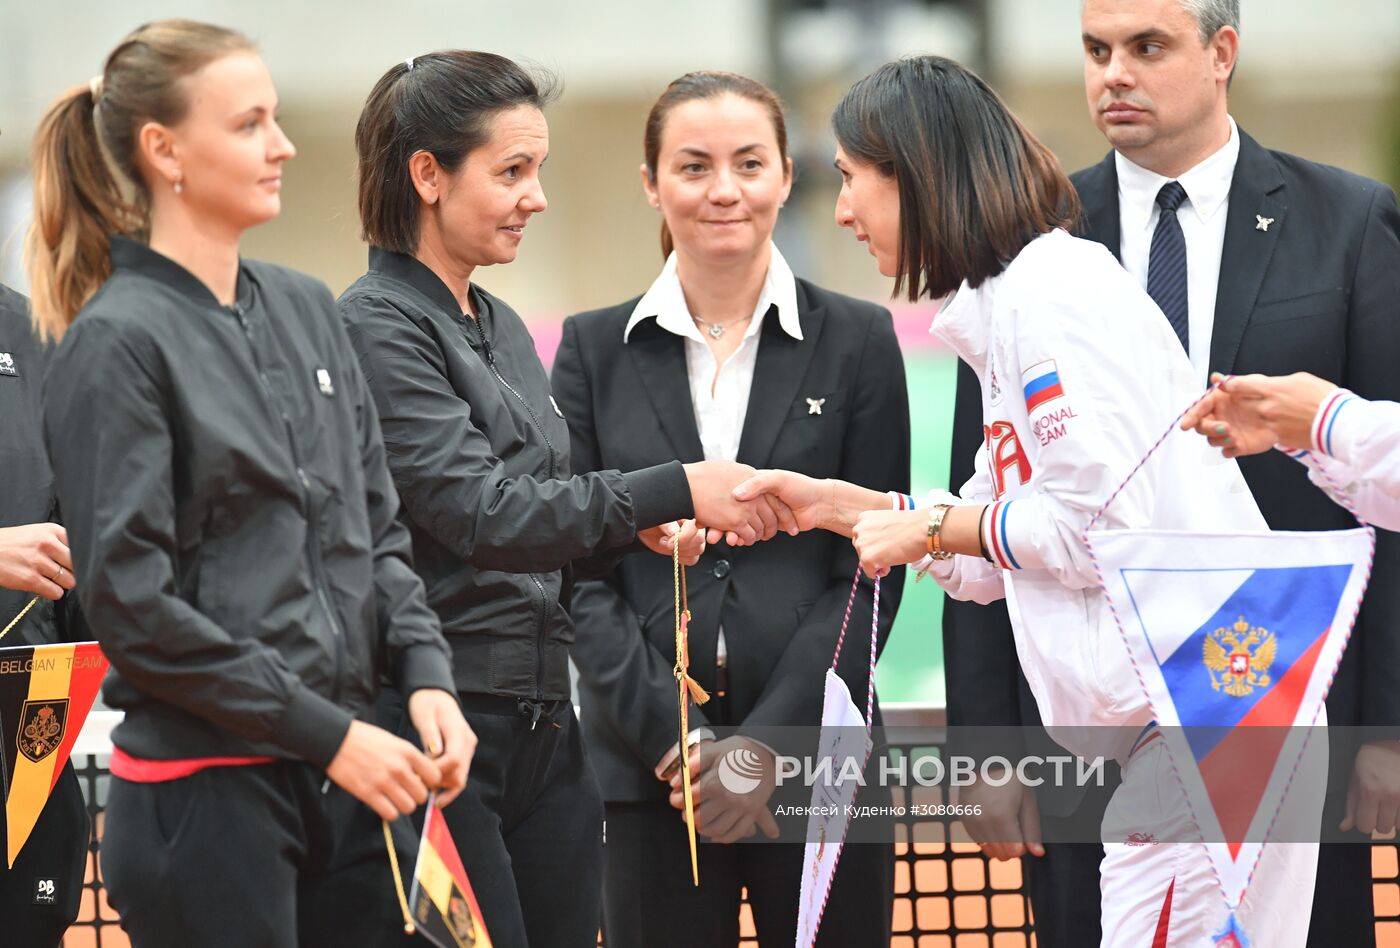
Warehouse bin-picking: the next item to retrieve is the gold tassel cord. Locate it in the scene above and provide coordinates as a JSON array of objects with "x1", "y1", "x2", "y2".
[
  {"x1": 0, "y1": 596, "x2": 40, "y2": 644},
  {"x1": 674, "y1": 536, "x2": 707, "y2": 886},
  {"x1": 673, "y1": 549, "x2": 710, "y2": 706},
  {"x1": 383, "y1": 819, "x2": 416, "y2": 936}
]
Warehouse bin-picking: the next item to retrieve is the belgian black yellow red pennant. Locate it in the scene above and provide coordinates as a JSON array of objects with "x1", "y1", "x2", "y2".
[
  {"x1": 407, "y1": 796, "x2": 492, "y2": 948},
  {"x1": 0, "y1": 641, "x2": 108, "y2": 867}
]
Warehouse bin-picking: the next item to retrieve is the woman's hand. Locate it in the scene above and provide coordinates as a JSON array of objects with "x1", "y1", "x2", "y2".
[
  {"x1": 1181, "y1": 375, "x2": 1280, "y2": 457},
  {"x1": 958, "y1": 772, "x2": 1044, "y2": 862},
  {"x1": 1182, "y1": 372, "x2": 1338, "y2": 457},
  {"x1": 734, "y1": 471, "x2": 893, "y2": 539},
  {"x1": 325, "y1": 721, "x2": 442, "y2": 820},
  {"x1": 407, "y1": 688, "x2": 477, "y2": 808},
  {"x1": 669, "y1": 736, "x2": 781, "y2": 844},
  {"x1": 730, "y1": 470, "x2": 833, "y2": 534},
  {"x1": 684, "y1": 460, "x2": 798, "y2": 546},
  {"x1": 851, "y1": 509, "x2": 927, "y2": 578},
  {"x1": 0, "y1": 523, "x2": 76, "y2": 601},
  {"x1": 639, "y1": 520, "x2": 705, "y2": 566}
]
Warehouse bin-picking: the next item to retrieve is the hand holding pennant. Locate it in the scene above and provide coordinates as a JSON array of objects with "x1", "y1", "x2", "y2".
[
  {"x1": 389, "y1": 793, "x2": 493, "y2": 948},
  {"x1": 673, "y1": 542, "x2": 709, "y2": 886},
  {"x1": 1084, "y1": 380, "x2": 1374, "y2": 948},
  {"x1": 795, "y1": 568, "x2": 879, "y2": 948}
]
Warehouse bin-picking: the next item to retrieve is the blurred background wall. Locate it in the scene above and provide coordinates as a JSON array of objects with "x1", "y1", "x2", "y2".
[{"x1": 3, "y1": 0, "x2": 1398, "y2": 704}]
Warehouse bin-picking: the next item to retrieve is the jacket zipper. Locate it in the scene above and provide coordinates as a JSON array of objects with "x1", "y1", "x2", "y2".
[
  {"x1": 230, "y1": 303, "x2": 347, "y2": 705},
  {"x1": 469, "y1": 315, "x2": 557, "y2": 479},
  {"x1": 463, "y1": 310, "x2": 552, "y2": 705}
]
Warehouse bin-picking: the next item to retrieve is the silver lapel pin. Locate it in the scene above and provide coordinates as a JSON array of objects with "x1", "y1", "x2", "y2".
[
  {"x1": 806, "y1": 397, "x2": 825, "y2": 416},
  {"x1": 1255, "y1": 215, "x2": 1275, "y2": 233}
]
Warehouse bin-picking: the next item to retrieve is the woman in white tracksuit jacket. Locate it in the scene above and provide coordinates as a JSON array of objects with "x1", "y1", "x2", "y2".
[
  {"x1": 1186, "y1": 371, "x2": 1400, "y2": 530},
  {"x1": 736, "y1": 56, "x2": 1320, "y2": 947}
]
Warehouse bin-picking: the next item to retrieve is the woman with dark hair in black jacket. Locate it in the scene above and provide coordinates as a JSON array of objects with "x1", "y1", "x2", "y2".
[{"x1": 340, "y1": 51, "x2": 789, "y2": 948}]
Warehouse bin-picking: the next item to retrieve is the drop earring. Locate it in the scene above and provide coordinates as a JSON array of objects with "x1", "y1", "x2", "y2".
[{"x1": 173, "y1": 177, "x2": 183, "y2": 195}]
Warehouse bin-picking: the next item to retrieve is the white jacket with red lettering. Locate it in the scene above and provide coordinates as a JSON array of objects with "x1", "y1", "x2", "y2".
[
  {"x1": 1287, "y1": 391, "x2": 1400, "y2": 530},
  {"x1": 924, "y1": 229, "x2": 1266, "y2": 762}
]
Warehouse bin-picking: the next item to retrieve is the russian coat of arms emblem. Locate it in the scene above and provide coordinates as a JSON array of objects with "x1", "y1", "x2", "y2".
[{"x1": 1203, "y1": 617, "x2": 1277, "y2": 697}]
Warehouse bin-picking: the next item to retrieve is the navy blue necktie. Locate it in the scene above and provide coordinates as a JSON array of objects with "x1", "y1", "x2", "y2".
[{"x1": 1147, "y1": 181, "x2": 1190, "y2": 354}]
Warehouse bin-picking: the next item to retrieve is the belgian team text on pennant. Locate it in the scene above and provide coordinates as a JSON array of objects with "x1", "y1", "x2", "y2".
[{"x1": 0, "y1": 640, "x2": 109, "y2": 866}]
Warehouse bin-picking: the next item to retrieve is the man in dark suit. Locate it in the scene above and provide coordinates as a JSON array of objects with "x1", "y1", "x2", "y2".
[
  {"x1": 947, "y1": 1, "x2": 1400, "y2": 944},
  {"x1": 552, "y1": 273, "x2": 908, "y2": 948}
]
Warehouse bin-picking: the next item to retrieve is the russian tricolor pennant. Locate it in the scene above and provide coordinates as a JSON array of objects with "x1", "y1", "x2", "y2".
[
  {"x1": 408, "y1": 796, "x2": 492, "y2": 948},
  {"x1": 1021, "y1": 359, "x2": 1065, "y2": 412},
  {"x1": 1, "y1": 640, "x2": 108, "y2": 867},
  {"x1": 1087, "y1": 527, "x2": 1372, "y2": 945}
]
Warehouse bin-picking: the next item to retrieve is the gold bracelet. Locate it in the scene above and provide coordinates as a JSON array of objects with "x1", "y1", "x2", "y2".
[{"x1": 926, "y1": 504, "x2": 954, "y2": 561}]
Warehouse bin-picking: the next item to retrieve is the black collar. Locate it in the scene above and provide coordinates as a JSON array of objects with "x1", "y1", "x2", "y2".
[
  {"x1": 367, "y1": 247, "x2": 485, "y2": 320},
  {"x1": 109, "y1": 235, "x2": 253, "y2": 309}
]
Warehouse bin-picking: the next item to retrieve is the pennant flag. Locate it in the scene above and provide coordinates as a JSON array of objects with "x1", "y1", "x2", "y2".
[
  {"x1": 795, "y1": 668, "x2": 873, "y2": 948},
  {"x1": 0, "y1": 640, "x2": 108, "y2": 867},
  {"x1": 408, "y1": 796, "x2": 492, "y2": 948},
  {"x1": 1088, "y1": 526, "x2": 1372, "y2": 942},
  {"x1": 796, "y1": 571, "x2": 879, "y2": 948}
]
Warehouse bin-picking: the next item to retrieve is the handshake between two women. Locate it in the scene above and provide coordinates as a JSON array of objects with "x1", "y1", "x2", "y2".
[{"x1": 644, "y1": 461, "x2": 902, "y2": 574}]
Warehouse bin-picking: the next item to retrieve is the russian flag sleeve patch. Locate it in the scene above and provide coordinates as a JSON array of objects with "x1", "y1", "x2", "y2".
[{"x1": 1021, "y1": 360, "x2": 1064, "y2": 413}]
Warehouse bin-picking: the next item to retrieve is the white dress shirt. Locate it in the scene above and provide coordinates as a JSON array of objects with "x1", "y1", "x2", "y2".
[
  {"x1": 624, "y1": 243, "x2": 802, "y2": 460},
  {"x1": 1115, "y1": 117, "x2": 1240, "y2": 383},
  {"x1": 624, "y1": 242, "x2": 801, "y2": 772}
]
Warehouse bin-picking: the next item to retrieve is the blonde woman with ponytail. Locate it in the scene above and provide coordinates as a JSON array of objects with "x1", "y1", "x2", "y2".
[{"x1": 29, "y1": 20, "x2": 474, "y2": 946}]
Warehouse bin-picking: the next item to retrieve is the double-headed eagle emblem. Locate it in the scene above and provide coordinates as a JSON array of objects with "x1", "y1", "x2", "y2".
[{"x1": 1204, "y1": 617, "x2": 1277, "y2": 697}]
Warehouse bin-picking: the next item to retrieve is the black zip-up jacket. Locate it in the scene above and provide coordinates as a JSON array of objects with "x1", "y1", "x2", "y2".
[
  {"x1": 0, "y1": 284, "x2": 82, "y2": 647},
  {"x1": 42, "y1": 238, "x2": 455, "y2": 766},
  {"x1": 338, "y1": 249, "x2": 693, "y2": 701}
]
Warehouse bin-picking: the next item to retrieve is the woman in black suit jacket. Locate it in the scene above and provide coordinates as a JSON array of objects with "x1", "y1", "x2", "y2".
[{"x1": 550, "y1": 72, "x2": 910, "y2": 948}]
